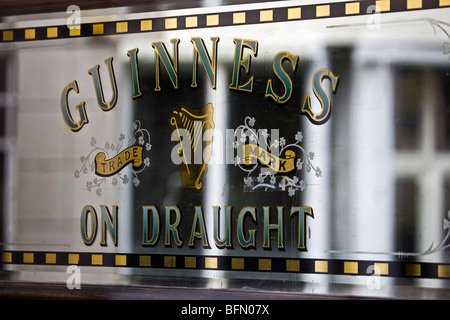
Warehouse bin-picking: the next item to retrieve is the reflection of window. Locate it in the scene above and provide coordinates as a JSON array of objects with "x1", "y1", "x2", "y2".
[
  {"x1": 435, "y1": 69, "x2": 450, "y2": 151},
  {"x1": 394, "y1": 65, "x2": 450, "y2": 255},
  {"x1": 445, "y1": 175, "x2": 450, "y2": 219},
  {"x1": 395, "y1": 67, "x2": 450, "y2": 152},
  {"x1": 394, "y1": 68, "x2": 423, "y2": 150}
]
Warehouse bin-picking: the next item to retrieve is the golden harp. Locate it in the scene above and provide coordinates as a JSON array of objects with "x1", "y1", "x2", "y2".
[{"x1": 170, "y1": 103, "x2": 214, "y2": 192}]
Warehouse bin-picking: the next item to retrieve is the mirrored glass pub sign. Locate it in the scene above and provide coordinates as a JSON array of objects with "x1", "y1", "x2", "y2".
[{"x1": 1, "y1": 0, "x2": 450, "y2": 299}]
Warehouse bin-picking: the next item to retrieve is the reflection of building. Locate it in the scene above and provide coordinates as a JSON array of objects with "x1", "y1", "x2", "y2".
[
  {"x1": 326, "y1": 17, "x2": 450, "y2": 294},
  {"x1": 0, "y1": 0, "x2": 450, "y2": 299},
  {"x1": 328, "y1": 27, "x2": 450, "y2": 259}
]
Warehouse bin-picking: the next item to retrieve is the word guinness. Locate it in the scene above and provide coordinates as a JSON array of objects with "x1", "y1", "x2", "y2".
[{"x1": 60, "y1": 37, "x2": 339, "y2": 132}]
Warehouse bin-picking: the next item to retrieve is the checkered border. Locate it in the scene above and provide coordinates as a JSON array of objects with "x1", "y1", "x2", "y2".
[
  {"x1": 1, "y1": 0, "x2": 449, "y2": 42},
  {"x1": 2, "y1": 250, "x2": 450, "y2": 279}
]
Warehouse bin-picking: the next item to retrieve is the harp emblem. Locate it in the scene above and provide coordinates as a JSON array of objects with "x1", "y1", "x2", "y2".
[{"x1": 170, "y1": 103, "x2": 215, "y2": 192}]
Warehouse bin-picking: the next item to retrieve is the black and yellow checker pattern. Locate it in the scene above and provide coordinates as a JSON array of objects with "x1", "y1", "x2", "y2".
[
  {"x1": 2, "y1": 250, "x2": 450, "y2": 280},
  {"x1": 1, "y1": 0, "x2": 449, "y2": 43}
]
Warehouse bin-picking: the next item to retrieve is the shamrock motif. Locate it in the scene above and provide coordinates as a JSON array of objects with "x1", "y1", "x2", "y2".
[
  {"x1": 235, "y1": 117, "x2": 322, "y2": 197},
  {"x1": 74, "y1": 120, "x2": 151, "y2": 196}
]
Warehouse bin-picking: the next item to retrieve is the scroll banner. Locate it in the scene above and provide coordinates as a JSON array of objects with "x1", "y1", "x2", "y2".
[
  {"x1": 242, "y1": 143, "x2": 296, "y2": 174},
  {"x1": 95, "y1": 146, "x2": 143, "y2": 177}
]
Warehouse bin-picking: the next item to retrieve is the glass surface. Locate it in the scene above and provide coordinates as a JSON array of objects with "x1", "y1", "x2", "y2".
[{"x1": 1, "y1": 0, "x2": 450, "y2": 299}]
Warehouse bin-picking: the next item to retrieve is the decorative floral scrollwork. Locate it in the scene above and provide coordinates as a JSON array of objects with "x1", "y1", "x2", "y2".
[
  {"x1": 74, "y1": 120, "x2": 151, "y2": 196},
  {"x1": 234, "y1": 117, "x2": 321, "y2": 197},
  {"x1": 423, "y1": 211, "x2": 450, "y2": 255}
]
